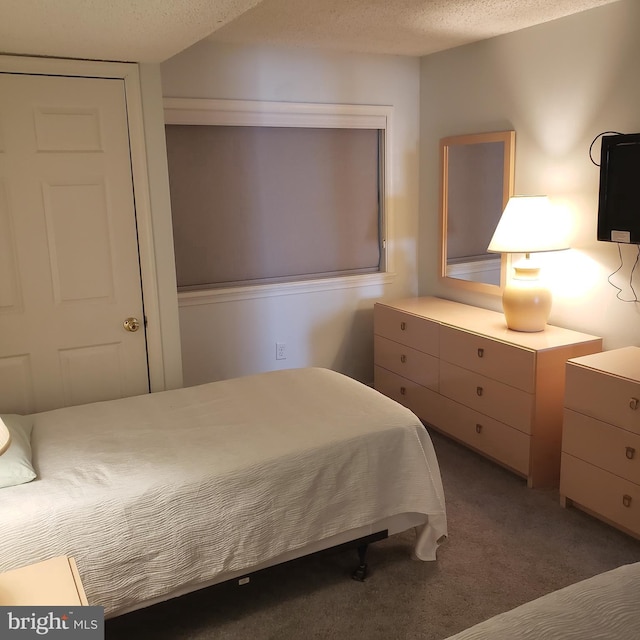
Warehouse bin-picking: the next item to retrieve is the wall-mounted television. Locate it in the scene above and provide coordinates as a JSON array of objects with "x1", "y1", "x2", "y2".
[{"x1": 598, "y1": 132, "x2": 640, "y2": 244}]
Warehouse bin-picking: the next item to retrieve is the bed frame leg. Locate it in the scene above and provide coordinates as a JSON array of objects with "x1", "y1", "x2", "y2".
[{"x1": 351, "y1": 543, "x2": 369, "y2": 581}]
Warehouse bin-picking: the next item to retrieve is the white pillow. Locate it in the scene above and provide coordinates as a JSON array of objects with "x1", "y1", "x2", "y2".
[{"x1": 0, "y1": 414, "x2": 37, "y2": 488}]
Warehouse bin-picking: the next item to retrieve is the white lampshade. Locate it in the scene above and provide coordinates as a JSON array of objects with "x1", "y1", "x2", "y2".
[
  {"x1": 487, "y1": 196, "x2": 569, "y2": 254},
  {"x1": 487, "y1": 195, "x2": 569, "y2": 332}
]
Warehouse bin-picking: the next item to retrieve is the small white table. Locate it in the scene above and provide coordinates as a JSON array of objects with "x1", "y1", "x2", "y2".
[{"x1": 0, "y1": 556, "x2": 88, "y2": 606}]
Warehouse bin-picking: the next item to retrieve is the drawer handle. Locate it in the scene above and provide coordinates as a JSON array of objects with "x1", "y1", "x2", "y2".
[
  {"x1": 476, "y1": 386, "x2": 483, "y2": 397},
  {"x1": 400, "y1": 386, "x2": 406, "y2": 396},
  {"x1": 626, "y1": 447, "x2": 636, "y2": 460},
  {"x1": 400, "y1": 354, "x2": 407, "y2": 363},
  {"x1": 400, "y1": 322, "x2": 407, "y2": 331},
  {"x1": 477, "y1": 348, "x2": 484, "y2": 358},
  {"x1": 475, "y1": 423, "x2": 483, "y2": 434},
  {"x1": 631, "y1": 398, "x2": 639, "y2": 410},
  {"x1": 623, "y1": 494, "x2": 633, "y2": 508}
]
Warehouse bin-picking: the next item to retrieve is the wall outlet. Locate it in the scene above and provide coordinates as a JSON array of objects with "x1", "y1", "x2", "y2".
[{"x1": 276, "y1": 342, "x2": 287, "y2": 360}]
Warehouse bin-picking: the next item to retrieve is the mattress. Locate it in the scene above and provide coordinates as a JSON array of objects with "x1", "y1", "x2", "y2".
[
  {"x1": 0, "y1": 367, "x2": 447, "y2": 617},
  {"x1": 444, "y1": 562, "x2": 640, "y2": 639}
]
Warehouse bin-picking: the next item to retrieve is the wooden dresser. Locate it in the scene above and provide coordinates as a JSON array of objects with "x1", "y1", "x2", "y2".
[
  {"x1": 374, "y1": 297, "x2": 602, "y2": 488},
  {"x1": 560, "y1": 347, "x2": 640, "y2": 538}
]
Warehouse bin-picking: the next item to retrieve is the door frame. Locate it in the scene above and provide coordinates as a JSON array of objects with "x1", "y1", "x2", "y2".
[{"x1": 0, "y1": 55, "x2": 181, "y2": 393}]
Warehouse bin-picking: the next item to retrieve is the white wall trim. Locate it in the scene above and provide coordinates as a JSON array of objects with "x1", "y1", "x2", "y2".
[
  {"x1": 164, "y1": 97, "x2": 391, "y2": 129},
  {"x1": 178, "y1": 271, "x2": 395, "y2": 307}
]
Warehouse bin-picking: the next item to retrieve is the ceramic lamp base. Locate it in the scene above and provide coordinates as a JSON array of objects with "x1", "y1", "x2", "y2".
[{"x1": 502, "y1": 261, "x2": 551, "y2": 332}]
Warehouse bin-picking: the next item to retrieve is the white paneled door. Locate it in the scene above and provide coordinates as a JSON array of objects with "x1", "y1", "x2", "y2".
[{"x1": 0, "y1": 72, "x2": 149, "y2": 414}]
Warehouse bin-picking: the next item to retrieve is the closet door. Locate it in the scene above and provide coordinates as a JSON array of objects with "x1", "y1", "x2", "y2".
[{"x1": 0, "y1": 72, "x2": 149, "y2": 413}]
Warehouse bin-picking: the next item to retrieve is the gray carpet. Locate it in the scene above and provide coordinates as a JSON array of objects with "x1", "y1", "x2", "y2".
[{"x1": 106, "y1": 428, "x2": 640, "y2": 639}]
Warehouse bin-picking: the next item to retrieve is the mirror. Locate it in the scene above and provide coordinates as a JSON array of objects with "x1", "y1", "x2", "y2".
[{"x1": 439, "y1": 131, "x2": 515, "y2": 294}]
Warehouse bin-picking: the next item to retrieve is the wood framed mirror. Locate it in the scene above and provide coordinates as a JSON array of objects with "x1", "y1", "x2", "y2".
[{"x1": 439, "y1": 130, "x2": 515, "y2": 295}]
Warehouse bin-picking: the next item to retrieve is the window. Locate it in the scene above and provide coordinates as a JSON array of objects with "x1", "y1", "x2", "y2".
[{"x1": 163, "y1": 99, "x2": 392, "y2": 301}]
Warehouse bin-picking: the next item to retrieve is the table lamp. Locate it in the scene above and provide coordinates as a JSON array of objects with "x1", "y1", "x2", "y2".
[
  {"x1": 0, "y1": 419, "x2": 10, "y2": 456},
  {"x1": 487, "y1": 195, "x2": 569, "y2": 332}
]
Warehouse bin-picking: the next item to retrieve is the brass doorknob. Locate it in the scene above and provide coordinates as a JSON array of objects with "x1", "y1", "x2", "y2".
[{"x1": 123, "y1": 317, "x2": 141, "y2": 332}]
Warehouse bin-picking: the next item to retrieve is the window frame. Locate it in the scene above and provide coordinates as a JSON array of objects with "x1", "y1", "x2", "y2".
[{"x1": 163, "y1": 97, "x2": 394, "y2": 306}]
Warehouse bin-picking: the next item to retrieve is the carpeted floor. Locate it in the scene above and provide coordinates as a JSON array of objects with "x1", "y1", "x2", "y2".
[{"x1": 106, "y1": 428, "x2": 640, "y2": 639}]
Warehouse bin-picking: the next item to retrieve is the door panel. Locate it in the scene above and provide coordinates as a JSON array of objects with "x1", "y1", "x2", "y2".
[
  {"x1": 58, "y1": 343, "x2": 127, "y2": 408},
  {"x1": 43, "y1": 181, "x2": 115, "y2": 303},
  {"x1": 0, "y1": 73, "x2": 149, "y2": 413},
  {"x1": 0, "y1": 355, "x2": 34, "y2": 414},
  {"x1": 0, "y1": 180, "x2": 22, "y2": 311}
]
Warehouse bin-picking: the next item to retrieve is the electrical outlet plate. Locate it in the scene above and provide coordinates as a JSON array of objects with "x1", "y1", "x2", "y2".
[{"x1": 276, "y1": 342, "x2": 286, "y2": 360}]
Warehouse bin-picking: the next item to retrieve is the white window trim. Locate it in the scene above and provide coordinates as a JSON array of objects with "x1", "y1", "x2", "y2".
[{"x1": 164, "y1": 97, "x2": 395, "y2": 306}]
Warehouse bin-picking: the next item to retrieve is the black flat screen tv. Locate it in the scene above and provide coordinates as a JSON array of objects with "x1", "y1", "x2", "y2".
[{"x1": 598, "y1": 133, "x2": 640, "y2": 244}]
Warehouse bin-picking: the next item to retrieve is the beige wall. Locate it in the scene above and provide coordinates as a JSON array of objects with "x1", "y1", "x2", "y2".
[
  {"x1": 161, "y1": 42, "x2": 421, "y2": 386},
  {"x1": 420, "y1": 0, "x2": 640, "y2": 349},
  {"x1": 161, "y1": 0, "x2": 640, "y2": 388}
]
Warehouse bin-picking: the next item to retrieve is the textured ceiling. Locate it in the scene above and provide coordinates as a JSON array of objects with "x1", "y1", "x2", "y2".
[
  {"x1": 206, "y1": 0, "x2": 622, "y2": 57},
  {"x1": 0, "y1": 0, "x2": 622, "y2": 63},
  {"x1": 0, "y1": 0, "x2": 262, "y2": 63}
]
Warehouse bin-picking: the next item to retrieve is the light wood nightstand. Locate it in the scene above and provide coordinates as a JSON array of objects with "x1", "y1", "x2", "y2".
[
  {"x1": 0, "y1": 556, "x2": 88, "y2": 606},
  {"x1": 561, "y1": 347, "x2": 640, "y2": 538}
]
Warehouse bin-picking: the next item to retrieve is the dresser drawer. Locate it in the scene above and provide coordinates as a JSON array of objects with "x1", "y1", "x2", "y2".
[
  {"x1": 565, "y1": 361, "x2": 640, "y2": 434},
  {"x1": 563, "y1": 409, "x2": 640, "y2": 484},
  {"x1": 560, "y1": 453, "x2": 640, "y2": 536},
  {"x1": 374, "y1": 304, "x2": 439, "y2": 355},
  {"x1": 440, "y1": 325, "x2": 535, "y2": 392},
  {"x1": 439, "y1": 361, "x2": 534, "y2": 433},
  {"x1": 436, "y1": 396, "x2": 530, "y2": 476},
  {"x1": 373, "y1": 366, "x2": 443, "y2": 426},
  {"x1": 374, "y1": 335, "x2": 438, "y2": 390}
]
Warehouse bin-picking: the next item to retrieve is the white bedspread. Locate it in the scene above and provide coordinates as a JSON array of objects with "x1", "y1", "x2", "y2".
[
  {"x1": 0, "y1": 368, "x2": 446, "y2": 616},
  {"x1": 445, "y1": 562, "x2": 640, "y2": 639}
]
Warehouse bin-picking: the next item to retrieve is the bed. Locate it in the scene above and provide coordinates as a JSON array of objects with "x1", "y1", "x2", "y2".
[
  {"x1": 0, "y1": 367, "x2": 447, "y2": 618},
  {"x1": 444, "y1": 561, "x2": 640, "y2": 639}
]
